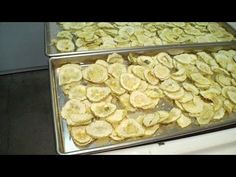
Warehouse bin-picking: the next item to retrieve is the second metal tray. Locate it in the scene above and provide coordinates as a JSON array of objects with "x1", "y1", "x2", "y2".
[{"x1": 49, "y1": 43, "x2": 236, "y2": 155}]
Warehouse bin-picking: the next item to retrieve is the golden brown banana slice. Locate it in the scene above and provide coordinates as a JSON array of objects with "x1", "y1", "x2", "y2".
[
  {"x1": 120, "y1": 73, "x2": 141, "y2": 91},
  {"x1": 160, "y1": 79, "x2": 180, "y2": 92},
  {"x1": 71, "y1": 126, "x2": 93, "y2": 146},
  {"x1": 164, "y1": 88, "x2": 185, "y2": 100},
  {"x1": 155, "y1": 52, "x2": 173, "y2": 69},
  {"x1": 196, "y1": 60, "x2": 213, "y2": 75},
  {"x1": 56, "y1": 39, "x2": 75, "y2": 52},
  {"x1": 105, "y1": 77, "x2": 126, "y2": 95},
  {"x1": 153, "y1": 64, "x2": 170, "y2": 80},
  {"x1": 182, "y1": 96, "x2": 203, "y2": 113},
  {"x1": 213, "y1": 107, "x2": 225, "y2": 120},
  {"x1": 86, "y1": 120, "x2": 113, "y2": 138},
  {"x1": 196, "y1": 103, "x2": 214, "y2": 125},
  {"x1": 106, "y1": 109, "x2": 127, "y2": 124},
  {"x1": 87, "y1": 86, "x2": 111, "y2": 102},
  {"x1": 68, "y1": 84, "x2": 87, "y2": 100},
  {"x1": 130, "y1": 91, "x2": 152, "y2": 108},
  {"x1": 177, "y1": 114, "x2": 191, "y2": 128},
  {"x1": 107, "y1": 53, "x2": 124, "y2": 64},
  {"x1": 162, "y1": 108, "x2": 182, "y2": 124},
  {"x1": 108, "y1": 63, "x2": 127, "y2": 79},
  {"x1": 61, "y1": 99, "x2": 86, "y2": 120},
  {"x1": 131, "y1": 65, "x2": 146, "y2": 80},
  {"x1": 82, "y1": 64, "x2": 108, "y2": 83},
  {"x1": 119, "y1": 93, "x2": 136, "y2": 112},
  {"x1": 182, "y1": 82, "x2": 199, "y2": 95},
  {"x1": 144, "y1": 124, "x2": 160, "y2": 136},
  {"x1": 144, "y1": 69, "x2": 159, "y2": 85},
  {"x1": 58, "y1": 64, "x2": 82, "y2": 86},
  {"x1": 91, "y1": 102, "x2": 116, "y2": 118},
  {"x1": 143, "y1": 113, "x2": 160, "y2": 127},
  {"x1": 116, "y1": 119, "x2": 145, "y2": 138}
]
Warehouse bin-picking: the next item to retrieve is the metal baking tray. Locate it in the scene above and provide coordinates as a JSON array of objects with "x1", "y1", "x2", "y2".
[
  {"x1": 49, "y1": 43, "x2": 236, "y2": 155},
  {"x1": 45, "y1": 22, "x2": 236, "y2": 57}
]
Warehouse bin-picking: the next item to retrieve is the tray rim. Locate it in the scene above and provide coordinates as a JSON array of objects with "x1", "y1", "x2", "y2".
[
  {"x1": 49, "y1": 43, "x2": 236, "y2": 155},
  {"x1": 44, "y1": 22, "x2": 236, "y2": 57}
]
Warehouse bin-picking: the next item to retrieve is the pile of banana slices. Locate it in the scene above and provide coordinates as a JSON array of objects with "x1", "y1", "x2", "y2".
[
  {"x1": 51, "y1": 22, "x2": 235, "y2": 53},
  {"x1": 59, "y1": 49, "x2": 236, "y2": 147}
]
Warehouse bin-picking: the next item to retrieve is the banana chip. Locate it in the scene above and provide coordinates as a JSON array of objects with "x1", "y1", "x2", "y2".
[
  {"x1": 130, "y1": 91, "x2": 152, "y2": 108},
  {"x1": 87, "y1": 86, "x2": 111, "y2": 102},
  {"x1": 107, "y1": 53, "x2": 124, "y2": 64},
  {"x1": 224, "y1": 99, "x2": 234, "y2": 113},
  {"x1": 58, "y1": 64, "x2": 82, "y2": 86},
  {"x1": 171, "y1": 74, "x2": 187, "y2": 82},
  {"x1": 190, "y1": 73, "x2": 211, "y2": 85},
  {"x1": 153, "y1": 64, "x2": 170, "y2": 80},
  {"x1": 196, "y1": 103, "x2": 214, "y2": 125},
  {"x1": 177, "y1": 91, "x2": 193, "y2": 103},
  {"x1": 162, "y1": 108, "x2": 182, "y2": 124},
  {"x1": 120, "y1": 73, "x2": 141, "y2": 91},
  {"x1": 110, "y1": 130, "x2": 125, "y2": 141},
  {"x1": 143, "y1": 113, "x2": 160, "y2": 127},
  {"x1": 95, "y1": 60, "x2": 109, "y2": 68},
  {"x1": 70, "y1": 113, "x2": 94, "y2": 126},
  {"x1": 164, "y1": 88, "x2": 185, "y2": 100},
  {"x1": 216, "y1": 74, "x2": 232, "y2": 86},
  {"x1": 196, "y1": 60, "x2": 213, "y2": 75},
  {"x1": 144, "y1": 124, "x2": 160, "y2": 136},
  {"x1": 155, "y1": 52, "x2": 173, "y2": 69},
  {"x1": 116, "y1": 119, "x2": 145, "y2": 138},
  {"x1": 119, "y1": 93, "x2": 136, "y2": 112},
  {"x1": 174, "y1": 54, "x2": 196, "y2": 64},
  {"x1": 68, "y1": 84, "x2": 87, "y2": 100},
  {"x1": 105, "y1": 77, "x2": 126, "y2": 95},
  {"x1": 160, "y1": 79, "x2": 180, "y2": 92},
  {"x1": 132, "y1": 65, "x2": 146, "y2": 80},
  {"x1": 182, "y1": 96, "x2": 203, "y2": 113},
  {"x1": 144, "y1": 69, "x2": 159, "y2": 85},
  {"x1": 213, "y1": 107, "x2": 225, "y2": 120},
  {"x1": 137, "y1": 80, "x2": 148, "y2": 92},
  {"x1": 83, "y1": 64, "x2": 108, "y2": 83},
  {"x1": 106, "y1": 109, "x2": 127, "y2": 124},
  {"x1": 227, "y1": 91, "x2": 236, "y2": 104},
  {"x1": 56, "y1": 39, "x2": 75, "y2": 52},
  {"x1": 86, "y1": 120, "x2": 113, "y2": 138},
  {"x1": 71, "y1": 126, "x2": 93, "y2": 146},
  {"x1": 222, "y1": 86, "x2": 236, "y2": 98},
  {"x1": 142, "y1": 98, "x2": 160, "y2": 109},
  {"x1": 91, "y1": 102, "x2": 116, "y2": 118},
  {"x1": 108, "y1": 63, "x2": 127, "y2": 79},
  {"x1": 177, "y1": 114, "x2": 191, "y2": 128}
]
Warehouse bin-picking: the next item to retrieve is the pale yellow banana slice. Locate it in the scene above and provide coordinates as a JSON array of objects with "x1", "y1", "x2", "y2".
[
  {"x1": 174, "y1": 53, "x2": 196, "y2": 64},
  {"x1": 182, "y1": 82, "x2": 199, "y2": 95},
  {"x1": 222, "y1": 86, "x2": 236, "y2": 98},
  {"x1": 177, "y1": 114, "x2": 191, "y2": 128},
  {"x1": 153, "y1": 64, "x2": 170, "y2": 80},
  {"x1": 175, "y1": 100, "x2": 184, "y2": 110},
  {"x1": 213, "y1": 107, "x2": 225, "y2": 120},
  {"x1": 171, "y1": 74, "x2": 187, "y2": 82},
  {"x1": 144, "y1": 124, "x2": 160, "y2": 136},
  {"x1": 177, "y1": 91, "x2": 193, "y2": 103},
  {"x1": 70, "y1": 113, "x2": 94, "y2": 126},
  {"x1": 142, "y1": 98, "x2": 160, "y2": 109},
  {"x1": 71, "y1": 126, "x2": 93, "y2": 146},
  {"x1": 130, "y1": 91, "x2": 152, "y2": 108},
  {"x1": 211, "y1": 66, "x2": 230, "y2": 76},
  {"x1": 162, "y1": 108, "x2": 182, "y2": 124},
  {"x1": 196, "y1": 60, "x2": 213, "y2": 75},
  {"x1": 137, "y1": 56, "x2": 155, "y2": 68},
  {"x1": 95, "y1": 60, "x2": 109, "y2": 68},
  {"x1": 119, "y1": 93, "x2": 137, "y2": 112},
  {"x1": 107, "y1": 53, "x2": 124, "y2": 64},
  {"x1": 182, "y1": 96, "x2": 203, "y2": 113},
  {"x1": 82, "y1": 64, "x2": 108, "y2": 83},
  {"x1": 120, "y1": 73, "x2": 141, "y2": 91},
  {"x1": 105, "y1": 77, "x2": 126, "y2": 95},
  {"x1": 68, "y1": 84, "x2": 87, "y2": 100},
  {"x1": 91, "y1": 102, "x2": 116, "y2": 118},
  {"x1": 164, "y1": 88, "x2": 185, "y2": 100},
  {"x1": 143, "y1": 113, "x2": 160, "y2": 127},
  {"x1": 87, "y1": 86, "x2": 111, "y2": 102},
  {"x1": 196, "y1": 103, "x2": 214, "y2": 125},
  {"x1": 160, "y1": 79, "x2": 180, "y2": 92},
  {"x1": 110, "y1": 130, "x2": 125, "y2": 141},
  {"x1": 190, "y1": 73, "x2": 211, "y2": 85},
  {"x1": 131, "y1": 65, "x2": 146, "y2": 80},
  {"x1": 227, "y1": 91, "x2": 236, "y2": 104},
  {"x1": 144, "y1": 69, "x2": 159, "y2": 85},
  {"x1": 157, "y1": 111, "x2": 169, "y2": 123},
  {"x1": 106, "y1": 109, "x2": 127, "y2": 124},
  {"x1": 155, "y1": 52, "x2": 173, "y2": 69},
  {"x1": 56, "y1": 39, "x2": 75, "y2": 52},
  {"x1": 136, "y1": 80, "x2": 148, "y2": 92},
  {"x1": 86, "y1": 120, "x2": 113, "y2": 138},
  {"x1": 216, "y1": 74, "x2": 231, "y2": 86},
  {"x1": 108, "y1": 63, "x2": 127, "y2": 79},
  {"x1": 224, "y1": 99, "x2": 234, "y2": 113}
]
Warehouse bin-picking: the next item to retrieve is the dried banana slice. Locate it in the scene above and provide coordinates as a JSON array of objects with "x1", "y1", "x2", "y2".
[
  {"x1": 174, "y1": 54, "x2": 196, "y2": 65},
  {"x1": 68, "y1": 84, "x2": 87, "y2": 100},
  {"x1": 119, "y1": 93, "x2": 136, "y2": 112},
  {"x1": 164, "y1": 88, "x2": 185, "y2": 100},
  {"x1": 105, "y1": 77, "x2": 126, "y2": 95},
  {"x1": 182, "y1": 96, "x2": 203, "y2": 113},
  {"x1": 215, "y1": 74, "x2": 231, "y2": 86},
  {"x1": 197, "y1": 51, "x2": 214, "y2": 65},
  {"x1": 155, "y1": 52, "x2": 173, "y2": 69},
  {"x1": 172, "y1": 68, "x2": 186, "y2": 76},
  {"x1": 116, "y1": 119, "x2": 145, "y2": 138},
  {"x1": 86, "y1": 120, "x2": 113, "y2": 138},
  {"x1": 83, "y1": 64, "x2": 108, "y2": 83},
  {"x1": 107, "y1": 53, "x2": 124, "y2": 64},
  {"x1": 171, "y1": 74, "x2": 187, "y2": 82},
  {"x1": 177, "y1": 91, "x2": 193, "y2": 103},
  {"x1": 175, "y1": 100, "x2": 184, "y2": 110},
  {"x1": 136, "y1": 56, "x2": 155, "y2": 68},
  {"x1": 130, "y1": 91, "x2": 152, "y2": 108},
  {"x1": 108, "y1": 63, "x2": 127, "y2": 78},
  {"x1": 87, "y1": 86, "x2": 111, "y2": 102},
  {"x1": 162, "y1": 108, "x2": 182, "y2": 124},
  {"x1": 213, "y1": 107, "x2": 225, "y2": 120},
  {"x1": 211, "y1": 66, "x2": 230, "y2": 76},
  {"x1": 120, "y1": 73, "x2": 141, "y2": 91},
  {"x1": 153, "y1": 64, "x2": 170, "y2": 80},
  {"x1": 143, "y1": 113, "x2": 160, "y2": 127},
  {"x1": 177, "y1": 114, "x2": 191, "y2": 128},
  {"x1": 227, "y1": 91, "x2": 236, "y2": 104},
  {"x1": 144, "y1": 124, "x2": 160, "y2": 136},
  {"x1": 61, "y1": 99, "x2": 86, "y2": 120},
  {"x1": 157, "y1": 111, "x2": 169, "y2": 123},
  {"x1": 61, "y1": 82, "x2": 81, "y2": 95},
  {"x1": 196, "y1": 60, "x2": 213, "y2": 75},
  {"x1": 160, "y1": 79, "x2": 180, "y2": 92},
  {"x1": 137, "y1": 80, "x2": 148, "y2": 92},
  {"x1": 142, "y1": 98, "x2": 159, "y2": 109},
  {"x1": 196, "y1": 103, "x2": 214, "y2": 125},
  {"x1": 71, "y1": 126, "x2": 93, "y2": 146},
  {"x1": 144, "y1": 69, "x2": 159, "y2": 85},
  {"x1": 182, "y1": 83, "x2": 199, "y2": 95},
  {"x1": 91, "y1": 102, "x2": 116, "y2": 118},
  {"x1": 95, "y1": 60, "x2": 109, "y2": 68},
  {"x1": 110, "y1": 130, "x2": 125, "y2": 141},
  {"x1": 106, "y1": 109, "x2": 127, "y2": 124},
  {"x1": 70, "y1": 113, "x2": 94, "y2": 126},
  {"x1": 190, "y1": 73, "x2": 211, "y2": 85},
  {"x1": 224, "y1": 100, "x2": 234, "y2": 113},
  {"x1": 222, "y1": 86, "x2": 236, "y2": 98},
  {"x1": 145, "y1": 89, "x2": 162, "y2": 99},
  {"x1": 132, "y1": 65, "x2": 146, "y2": 80},
  {"x1": 58, "y1": 64, "x2": 82, "y2": 86},
  {"x1": 57, "y1": 31, "x2": 73, "y2": 40},
  {"x1": 56, "y1": 39, "x2": 75, "y2": 52},
  {"x1": 82, "y1": 99, "x2": 92, "y2": 113}
]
